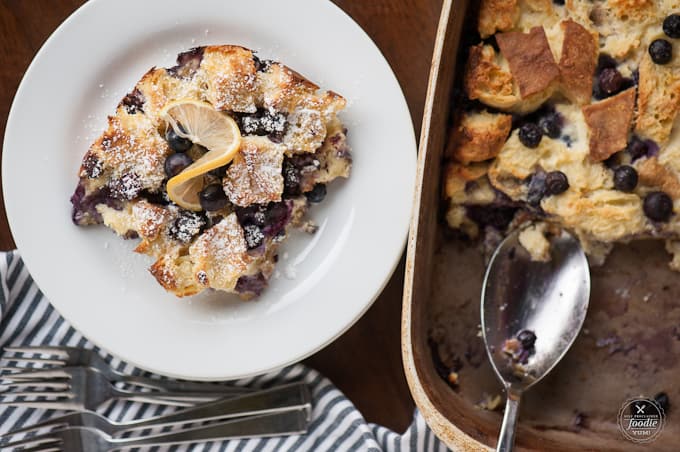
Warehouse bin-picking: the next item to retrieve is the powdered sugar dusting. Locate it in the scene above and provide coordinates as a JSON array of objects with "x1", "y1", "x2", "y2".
[
  {"x1": 132, "y1": 201, "x2": 170, "y2": 239},
  {"x1": 223, "y1": 137, "x2": 285, "y2": 206},
  {"x1": 189, "y1": 214, "x2": 252, "y2": 290},
  {"x1": 283, "y1": 108, "x2": 325, "y2": 152},
  {"x1": 170, "y1": 211, "x2": 206, "y2": 243},
  {"x1": 200, "y1": 47, "x2": 258, "y2": 113},
  {"x1": 99, "y1": 115, "x2": 169, "y2": 191}
]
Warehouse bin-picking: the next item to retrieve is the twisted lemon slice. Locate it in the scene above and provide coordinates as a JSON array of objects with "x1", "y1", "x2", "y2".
[{"x1": 161, "y1": 100, "x2": 241, "y2": 210}]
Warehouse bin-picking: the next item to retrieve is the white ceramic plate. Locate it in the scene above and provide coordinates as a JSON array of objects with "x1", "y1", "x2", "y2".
[{"x1": 2, "y1": 0, "x2": 416, "y2": 380}]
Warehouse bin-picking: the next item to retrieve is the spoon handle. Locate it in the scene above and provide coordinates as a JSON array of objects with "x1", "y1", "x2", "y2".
[{"x1": 496, "y1": 390, "x2": 521, "y2": 452}]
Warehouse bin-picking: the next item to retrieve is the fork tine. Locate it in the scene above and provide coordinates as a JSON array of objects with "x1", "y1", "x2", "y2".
[
  {"x1": 3, "y1": 346, "x2": 69, "y2": 357},
  {"x1": 0, "y1": 390, "x2": 71, "y2": 398},
  {"x1": 0, "y1": 416, "x2": 70, "y2": 440},
  {"x1": 1, "y1": 357, "x2": 66, "y2": 366},
  {"x1": 0, "y1": 368, "x2": 71, "y2": 380},
  {"x1": 0, "y1": 381, "x2": 70, "y2": 390},
  {"x1": 0, "y1": 400, "x2": 76, "y2": 410},
  {"x1": 0, "y1": 432, "x2": 61, "y2": 450},
  {"x1": 19, "y1": 447, "x2": 63, "y2": 452}
]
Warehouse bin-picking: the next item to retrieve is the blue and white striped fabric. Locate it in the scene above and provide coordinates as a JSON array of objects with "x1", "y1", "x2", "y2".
[{"x1": 0, "y1": 251, "x2": 448, "y2": 451}]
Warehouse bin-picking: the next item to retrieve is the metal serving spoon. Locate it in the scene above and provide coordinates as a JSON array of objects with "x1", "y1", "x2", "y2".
[{"x1": 481, "y1": 228, "x2": 590, "y2": 452}]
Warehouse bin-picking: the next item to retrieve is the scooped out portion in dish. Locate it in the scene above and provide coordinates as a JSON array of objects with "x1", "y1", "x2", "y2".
[
  {"x1": 71, "y1": 45, "x2": 351, "y2": 299},
  {"x1": 443, "y1": 1, "x2": 680, "y2": 268}
]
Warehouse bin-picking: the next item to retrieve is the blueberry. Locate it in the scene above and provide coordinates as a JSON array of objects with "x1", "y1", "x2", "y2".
[
  {"x1": 664, "y1": 14, "x2": 680, "y2": 39},
  {"x1": 552, "y1": 0, "x2": 564, "y2": 5},
  {"x1": 237, "y1": 108, "x2": 287, "y2": 138},
  {"x1": 517, "y1": 330, "x2": 537, "y2": 349},
  {"x1": 538, "y1": 112, "x2": 562, "y2": 139},
  {"x1": 235, "y1": 273, "x2": 267, "y2": 296},
  {"x1": 596, "y1": 54, "x2": 618, "y2": 75},
  {"x1": 83, "y1": 153, "x2": 103, "y2": 179},
  {"x1": 627, "y1": 137, "x2": 649, "y2": 161},
  {"x1": 140, "y1": 189, "x2": 170, "y2": 206},
  {"x1": 598, "y1": 68, "x2": 624, "y2": 96},
  {"x1": 199, "y1": 184, "x2": 229, "y2": 211},
  {"x1": 649, "y1": 39, "x2": 673, "y2": 65},
  {"x1": 243, "y1": 224, "x2": 265, "y2": 249},
  {"x1": 165, "y1": 127, "x2": 192, "y2": 152},
  {"x1": 262, "y1": 201, "x2": 292, "y2": 237},
  {"x1": 465, "y1": 205, "x2": 518, "y2": 230},
  {"x1": 169, "y1": 211, "x2": 206, "y2": 243},
  {"x1": 654, "y1": 392, "x2": 670, "y2": 411},
  {"x1": 108, "y1": 173, "x2": 142, "y2": 200},
  {"x1": 527, "y1": 172, "x2": 547, "y2": 207},
  {"x1": 613, "y1": 166, "x2": 638, "y2": 192},
  {"x1": 644, "y1": 192, "x2": 674, "y2": 222},
  {"x1": 164, "y1": 153, "x2": 193, "y2": 177},
  {"x1": 235, "y1": 205, "x2": 267, "y2": 227},
  {"x1": 261, "y1": 110, "x2": 287, "y2": 134},
  {"x1": 282, "y1": 160, "x2": 301, "y2": 196},
  {"x1": 305, "y1": 184, "x2": 327, "y2": 203},
  {"x1": 545, "y1": 171, "x2": 569, "y2": 195},
  {"x1": 519, "y1": 123, "x2": 543, "y2": 148}
]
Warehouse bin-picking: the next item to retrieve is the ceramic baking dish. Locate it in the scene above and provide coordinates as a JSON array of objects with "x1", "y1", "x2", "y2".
[{"x1": 402, "y1": 0, "x2": 679, "y2": 450}]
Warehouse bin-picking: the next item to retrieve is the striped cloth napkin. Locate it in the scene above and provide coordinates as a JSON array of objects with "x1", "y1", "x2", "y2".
[{"x1": 0, "y1": 251, "x2": 448, "y2": 451}]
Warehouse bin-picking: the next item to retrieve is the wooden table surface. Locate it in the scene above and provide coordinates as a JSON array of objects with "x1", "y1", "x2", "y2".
[{"x1": 0, "y1": 0, "x2": 442, "y2": 432}]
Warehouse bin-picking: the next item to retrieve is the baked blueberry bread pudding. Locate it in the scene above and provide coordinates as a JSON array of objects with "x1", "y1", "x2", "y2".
[
  {"x1": 71, "y1": 45, "x2": 351, "y2": 298},
  {"x1": 444, "y1": 1, "x2": 680, "y2": 268}
]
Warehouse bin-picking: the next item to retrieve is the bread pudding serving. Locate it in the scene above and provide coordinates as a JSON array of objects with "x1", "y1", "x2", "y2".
[
  {"x1": 443, "y1": 1, "x2": 680, "y2": 267},
  {"x1": 71, "y1": 45, "x2": 351, "y2": 298}
]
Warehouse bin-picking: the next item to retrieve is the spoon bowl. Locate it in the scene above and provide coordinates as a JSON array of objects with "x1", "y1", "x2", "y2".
[{"x1": 481, "y1": 227, "x2": 590, "y2": 451}]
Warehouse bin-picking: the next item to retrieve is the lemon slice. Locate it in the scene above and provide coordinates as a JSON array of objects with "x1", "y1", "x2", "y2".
[{"x1": 161, "y1": 100, "x2": 241, "y2": 210}]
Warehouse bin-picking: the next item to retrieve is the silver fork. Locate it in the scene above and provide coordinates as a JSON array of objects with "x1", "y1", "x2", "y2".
[
  {"x1": 2, "y1": 367, "x2": 234, "y2": 405},
  {"x1": 0, "y1": 382, "x2": 310, "y2": 440},
  {"x1": 1, "y1": 408, "x2": 310, "y2": 451},
  {"x1": 2, "y1": 346, "x2": 249, "y2": 394},
  {"x1": 0, "y1": 367, "x2": 229, "y2": 410}
]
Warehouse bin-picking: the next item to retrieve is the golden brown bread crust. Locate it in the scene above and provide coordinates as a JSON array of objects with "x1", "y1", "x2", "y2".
[
  {"x1": 447, "y1": 111, "x2": 512, "y2": 164},
  {"x1": 607, "y1": 0, "x2": 656, "y2": 20},
  {"x1": 635, "y1": 53, "x2": 680, "y2": 144},
  {"x1": 201, "y1": 45, "x2": 259, "y2": 113},
  {"x1": 582, "y1": 88, "x2": 636, "y2": 162},
  {"x1": 223, "y1": 137, "x2": 285, "y2": 207},
  {"x1": 478, "y1": 0, "x2": 519, "y2": 38},
  {"x1": 149, "y1": 255, "x2": 202, "y2": 297},
  {"x1": 464, "y1": 44, "x2": 515, "y2": 102},
  {"x1": 636, "y1": 157, "x2": 680, "y2": 198},
  {"x1": 496, "y1": 27, "x2": 560, "y2": 98},
  {"x1": 443, "y1": 162, "x2": 490, "y2": 200},
  {"x1": 559, "y1": 19, "x2": 597, "y2": 105},
  {"x1": 188, "y1": 214, "x2": 253, "y2": 291}
]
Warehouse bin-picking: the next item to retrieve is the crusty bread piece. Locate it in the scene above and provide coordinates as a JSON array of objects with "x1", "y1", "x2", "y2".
[
  {"x1": 636, "y1": 53, "x2": 680, "y2": 145},
  {"x1": 446, "y1": 111, "x2": 512, "y2": 164},
  {"x1": 636, "y1": 157, "x2": 680, "y2": 198},
  {"x1": 559, "y1": 19, "x2": 597, "y2": 105},
  {"x1": 496, "y1": 27, "x2": 560, "y2": 98},
  {"x1": 478, "y1": 0, "x2": 519, "y2": 38},
  {"x1": 583, "y1": 88, "x2": 636, "y2": 162}
]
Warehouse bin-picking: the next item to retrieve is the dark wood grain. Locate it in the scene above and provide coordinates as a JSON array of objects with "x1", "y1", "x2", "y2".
[{"x1": 0, "y1": 0, "x2": 442, "y2": 432}]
